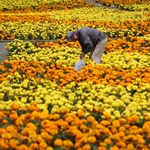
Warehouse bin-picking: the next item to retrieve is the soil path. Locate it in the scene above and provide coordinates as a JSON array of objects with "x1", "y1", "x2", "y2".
[
  {"x1": 0, "y1": 42, "x2": 8, "y2": 64},
  {"x1": 84, "y1": 0, "x2": 97, "y2": 5},
  {"x1": 84, "y1": 0, "x2": 104, "y2": 7}
]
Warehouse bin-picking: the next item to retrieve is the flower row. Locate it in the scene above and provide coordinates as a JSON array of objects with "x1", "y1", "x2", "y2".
[
  {"x1": 5, "y1": 38, "x2": 150, "y2": 70},
  {"x1": 38, "y1": 36, "x2": 150, "y2": 54},
  {"x1": 0, "y1": 59, "x2": 150, "y2": 118},
  {"x1": 0, "y1": 0, "x2": 149, "y2": 13},
  {"x1": 0, "y1": 0, "x2": 89, "y2": 12},
  {"x1": 1, "y1": 59, "x2": 150, "y2": 85},
  {"x1": 0, "y1": 5, "x2": 149, "y2": 40},
  {"x1": 0, "y1": 103, "x2": 150, "y2": 150}
]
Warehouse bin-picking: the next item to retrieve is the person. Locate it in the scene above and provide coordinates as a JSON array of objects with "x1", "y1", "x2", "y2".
[{"x1": 66, "y1": 27, "x2": 107, "y2": 64}]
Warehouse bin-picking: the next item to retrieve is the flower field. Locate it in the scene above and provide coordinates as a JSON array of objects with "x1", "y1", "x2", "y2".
[{"x1": 0, "y1": 0, "x2": 150, "y2": 149}]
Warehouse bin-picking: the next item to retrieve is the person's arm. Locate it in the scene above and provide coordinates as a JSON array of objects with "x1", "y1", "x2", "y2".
[
  {"x1": 80, "y1": 52, "x2": 85, "y2": 59},
  {"x1": 82, "y1": 43, "x2": 94, "y2": 54},
  {"x1": 80, "y1": 35, "x2": 94, "y2": 59}
]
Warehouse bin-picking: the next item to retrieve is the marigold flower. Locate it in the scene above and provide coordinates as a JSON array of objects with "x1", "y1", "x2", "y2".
[
  {"x1": 104, "y1": 138, "x2": 112, "y2": 145},
  {"x1": 127, "y1": 143, "x2": 135, "y2": 149},
  {"x1": 87, "y1": 136, "x2": 97, "y2": 144},
  {"x1": 127, "y1": 115, "x2": 139, "y2": 123},
  {"x1": 65, "y1": 116, "x2": 74, "y2": 123},
  {"x1": 2, "y1": 119, "x2": 8, "y2": 124},
  {"x1": 112, "y1": 120, "x2": 120, "y2": 128},
  {"x1": 30, "y1": 143, "x2": 39, "y2": 149},
  {"x1": 0, "y1": 128, "x2": 7, "y2": 134},
  {"x1": 0, "y1": 141, "x2": 9, "y2": 149},
  {"x1": 9, "y1": 139, "x2": 18, "y2": 149},
  {"x1": 54, "y1": 139, "x2": 63, "y2": 147},
  {"x1": 39, "y1": 141, "x2": 48, "y2": 149},
  {"x1": 87, "y1": 116, "x2": 95, "y2": 122},
  {"x1": 11, "y1": 103, "x2": 20, "y2": 110},
  {"x1": 46, "y1": 146, "x2": 54, "y2": 150},
  {"x1": 82, "y1": 144, "x2": 91, "y2": 150},
  {"x1": 100, "y1": 120, "x2": 111, "y2": 126},
  {"x1": 63, "y1": 139, "x2": 74, "y2": 147}
]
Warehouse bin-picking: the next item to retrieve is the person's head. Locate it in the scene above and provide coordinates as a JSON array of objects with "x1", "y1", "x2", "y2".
[{"x1": 66, "y1": 31, "x2": 78, "y2": 42}]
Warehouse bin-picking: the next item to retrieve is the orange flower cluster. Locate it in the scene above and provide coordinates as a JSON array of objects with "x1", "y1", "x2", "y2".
[
  {"x1": 105, "y1": 36, "x2": 150, "y2": 54},
  {"x1": 36, "y1": 39, "x2": 81, "y2": 49},
  {"x1": 0, "y1": 14, "x2": 52, "y2": 23},
  {"x1": 0, "y1": 103, "x2": 150, "y2": 150},
  {"x1": 36, "y1": 36, "x2": 150, "y2": 55},
  {"x1": 0, "y1": 60, "x2": 150, "y2": 87},
  {"x1": 0, "y1": 29, "x2": 15, "y2": 40}
]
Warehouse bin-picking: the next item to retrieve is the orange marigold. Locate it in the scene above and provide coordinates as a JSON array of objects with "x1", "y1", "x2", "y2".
[
  {"x1": 82, "y1": 144, "x2": 91, "y2": 150},
  {"x1": 54, "y1": 139, "x2": 63, "y2": 147},
  {"x1": 63, "y1": 139, "x2": 74, "y2": 147},
  {"x1": 87, "y1": 136, "x2": 97, "y2": 144}
]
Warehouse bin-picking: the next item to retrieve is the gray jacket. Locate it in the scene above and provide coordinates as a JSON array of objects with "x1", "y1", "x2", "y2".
[{"x1": 75, "y1": 28, "x2": 106, "y2": 54}]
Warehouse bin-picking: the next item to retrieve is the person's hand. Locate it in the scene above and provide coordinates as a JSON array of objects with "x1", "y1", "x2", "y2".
[{"x1": 80, "y1": 53, "x2": 84, "y2": 60}]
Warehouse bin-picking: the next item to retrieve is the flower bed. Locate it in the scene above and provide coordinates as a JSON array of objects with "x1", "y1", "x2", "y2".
[{"x1": 0, "y1": 0, "x2": 150, "y2": 149}]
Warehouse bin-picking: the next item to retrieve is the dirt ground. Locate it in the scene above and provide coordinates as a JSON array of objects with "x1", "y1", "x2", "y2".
[
  {"x1": 84, "y1": 0, "x2": 97, "y2": 5},
  {"x1": 0, "y1": 43, "x2": 8, "y2": 64}
]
